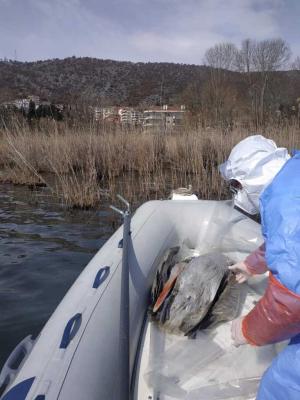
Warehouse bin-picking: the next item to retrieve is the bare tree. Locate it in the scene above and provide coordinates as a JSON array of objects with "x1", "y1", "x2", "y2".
[
  {"x1": 204, "y1": 42, "x2": 239, "y2": 71},
  {"x1": 291, "y1": 56, "x2": 300, "y2": 70},
  {"x1": 251, "y1": 38, "x2": 291, "y2": 125},
  {"x1": 235, "y1": 38, "x2": 291, "y2": 125},
  {"x1": 235, "y1": 39, "x2": 262, "y2": 125},
  {"x1": 203, "y1": 43, "x2": 239, "y2": 127},
  {"x1": 201, "y1": 38, "x2": 292, "y2": 127},
  {"x1": 235, "y1": 39, "x2": 259, "y2": 125},
  {"x1": 236, "y1": 39, "x2": 255, "y2": 74},
  {"x1": 252, "y1": 38, "x2": 291, "y2": 72}
]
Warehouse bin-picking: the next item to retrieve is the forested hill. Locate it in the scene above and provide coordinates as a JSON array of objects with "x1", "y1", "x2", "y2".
[
  {"x1": 0, "y1": 57, "x2": 299, "y2": 109},
  {"x1": 0, "y1": 57, "x2": 212, "y2": 105}
]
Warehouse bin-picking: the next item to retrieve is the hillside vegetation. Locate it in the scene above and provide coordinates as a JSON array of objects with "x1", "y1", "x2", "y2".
[
  {"x1": 0, "y1": 57, "x2": 212, "y2": 106},
  {"x1": 0, "y1": 57, "x2": 299, "y2": 110}
]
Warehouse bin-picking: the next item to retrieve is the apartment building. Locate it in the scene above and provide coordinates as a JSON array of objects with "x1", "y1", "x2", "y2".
[
  {"x1": 91, "y1": 104, "x2": 186, "y2": 128},
  {"x1": 14, "y1": 95, "x2": 40, "y2": 111},
  {"x1": 28, "y1": 95, "x2": 40, "y2": 107},
  {"x1": 94, "y1": 107, "x2": 102, "y2": 121},
  {"x1": 103, "y1": 106, "x2": 119, "y2": 120},
  {"x1": 143, "y1": 104, "x2": 186, "y2": 130},
  {"x1": 118, "y1": 108, "x2": 143, "y2": 125},
  {"x1": 92, "y1": 106, "x2": 120, "y2": 122}
]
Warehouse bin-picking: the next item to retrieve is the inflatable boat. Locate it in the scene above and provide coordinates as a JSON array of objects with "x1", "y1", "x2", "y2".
[{"x1": 0, "y1": 199, "x2": 284, "y2": 400}]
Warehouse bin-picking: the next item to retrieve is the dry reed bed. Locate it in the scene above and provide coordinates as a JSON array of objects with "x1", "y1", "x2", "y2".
[{"x1": 0, "y1": 123, "x2": 299, "y2": 208}]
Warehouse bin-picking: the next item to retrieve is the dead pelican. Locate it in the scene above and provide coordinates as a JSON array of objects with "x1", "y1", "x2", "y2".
[{"x1": 151, "y1": 251, "x2": 241, "y2": 336}]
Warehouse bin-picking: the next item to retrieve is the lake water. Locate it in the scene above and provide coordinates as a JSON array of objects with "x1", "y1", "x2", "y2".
[{"x1": 0, "y1": 183, "x2": 118, "y2": 370}]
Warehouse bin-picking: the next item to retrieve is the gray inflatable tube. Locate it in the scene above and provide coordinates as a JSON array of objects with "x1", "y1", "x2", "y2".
[{"x1": 0, "y1": 200, "x2": 264, "y2": 400}]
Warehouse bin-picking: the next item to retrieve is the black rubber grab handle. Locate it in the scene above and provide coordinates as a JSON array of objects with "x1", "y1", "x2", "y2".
[
  {"x1": 59, "y1": 313, "x2": 82, "y2": 349},
  {"x1": 93, "y1": 266, "x2": 110, "y2": 289}
]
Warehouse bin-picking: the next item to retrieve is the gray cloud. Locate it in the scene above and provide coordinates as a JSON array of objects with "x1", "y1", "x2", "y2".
[{"x1": 0, "y1": 0, "x2": 299, "y2": 63}]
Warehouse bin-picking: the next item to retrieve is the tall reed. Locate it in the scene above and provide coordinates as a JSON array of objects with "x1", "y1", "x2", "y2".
[{"x1": 0, "y1": 121, "x2": 299, "y2": 208}]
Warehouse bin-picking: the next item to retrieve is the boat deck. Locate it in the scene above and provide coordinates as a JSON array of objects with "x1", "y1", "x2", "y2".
[{"x1": 134, "y1": 274, "x2": 286, "y2": 400}]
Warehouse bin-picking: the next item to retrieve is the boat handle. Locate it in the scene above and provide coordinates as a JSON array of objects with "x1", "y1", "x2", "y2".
[
  {"x1": 59, "y1": 313, "x2": 82, "y2": 349},
  {"x1": 0, "y1": 335, "x2": 34, "y2": 390},
  {"x1": 93, "y1": 266, "x2": 110, "y2": 289}
]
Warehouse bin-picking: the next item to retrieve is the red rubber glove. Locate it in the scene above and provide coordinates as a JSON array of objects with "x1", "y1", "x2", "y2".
[{"x1": 243, "y1": 273, "x2": 300, "y2": 346}]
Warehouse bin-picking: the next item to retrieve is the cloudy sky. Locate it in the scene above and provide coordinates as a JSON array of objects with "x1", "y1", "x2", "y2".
[{"x1": 0, "y1": 0, "x2": 299, "y2": 64}]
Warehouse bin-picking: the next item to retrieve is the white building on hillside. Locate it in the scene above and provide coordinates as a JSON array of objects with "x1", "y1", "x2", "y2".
[
  {"x1": 143, "y1": 104, "x2": 186, "y2": 130},
  {"x1": 118, "y1": 108, "x2": 143, "y2": 125},
  {"x1": 94, "y1": 107, "x2": 102, "y2": 121},
  {"x1": 14, "y1": 95, "x2": 40, "y2": 111},
  {"x1": 28, "y1": 95, "x2": 40, "y2": 108},
  {"x1": 14, "y1": 98, "x2": 30, "y2": 111}
]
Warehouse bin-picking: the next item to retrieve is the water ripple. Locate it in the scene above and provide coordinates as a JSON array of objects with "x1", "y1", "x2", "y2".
[{"x1": 0, "y1": 183, "x2": 117, "y2": 369}]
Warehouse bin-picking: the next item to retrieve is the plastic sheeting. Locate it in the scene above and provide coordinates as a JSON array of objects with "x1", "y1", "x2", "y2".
[
  {"x1": 186, "y1": 378, "x2": 260, "y2": 400},
  {"x1": 144, "y1": 318, "x2": 284, "y2": 400},
  {"x1": 145, "y1": 330, "x2": 225, "y2": 398},
  {"x1": 142, "y1": 201, "x2": 286, "y2": 400},
  {"x1": 219, "y1": 135, "x2": 289, "y2": 215},
  {"x1": 145, "y1": 273, "x2": 277, "y2": 399}
]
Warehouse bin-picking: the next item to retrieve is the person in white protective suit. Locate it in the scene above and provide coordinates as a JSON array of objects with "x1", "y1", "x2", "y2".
[{"x1": 220, "y1": 134, "x2": 300, "y2": 400}]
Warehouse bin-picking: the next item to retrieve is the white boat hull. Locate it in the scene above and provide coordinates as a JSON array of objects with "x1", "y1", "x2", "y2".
[{"x1": 1, "y1": 200, "x2": 280, "y2": 400}]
